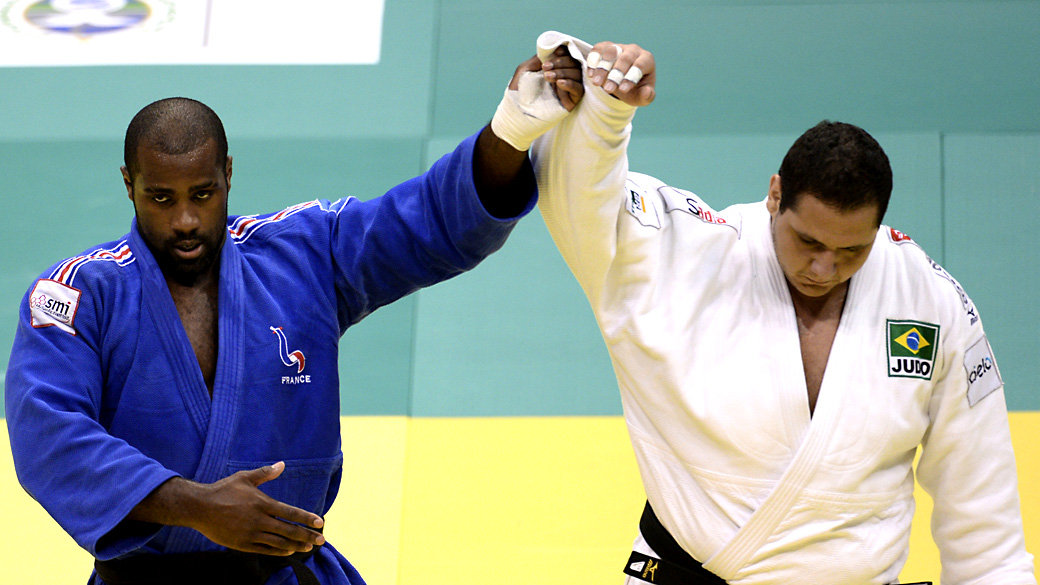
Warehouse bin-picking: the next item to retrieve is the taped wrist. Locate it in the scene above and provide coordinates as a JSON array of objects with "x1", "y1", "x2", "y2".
[{"x1": 490, "y1": 71, "x2": 569, "y2": 152}]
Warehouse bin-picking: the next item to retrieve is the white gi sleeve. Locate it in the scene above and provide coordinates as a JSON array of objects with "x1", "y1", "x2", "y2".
[
  {"x1": 915, "y1": 296, "x2": 1036, "y2": 584},
  {"x1": 530, "y1": 70, "x2": 638, "y2": 308}
]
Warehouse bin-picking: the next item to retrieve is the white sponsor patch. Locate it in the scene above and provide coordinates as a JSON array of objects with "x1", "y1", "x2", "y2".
[
  {"x1": 658, "y1": 186, "x2": 741, "y2": 235},
  {"x1": 29, "y1": 278, "x2": 81, "y2": 335},
  {"x1": 626, "y1": 185, "x2": 661, "y2": 229},
  {"x1": 629, "y1": 561, "x2": 646, "y2": 572},
  {"x1": 964, "y1": 335, "x2": 1002, "y2": 407}
]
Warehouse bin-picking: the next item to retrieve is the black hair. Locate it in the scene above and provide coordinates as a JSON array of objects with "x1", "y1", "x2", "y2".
[
  {"x1": 778, "y1": 120, "x2": 892, "y2": 224},
  {"x1": 123, "y1": 97, "x2": 228, "y2": 178}
]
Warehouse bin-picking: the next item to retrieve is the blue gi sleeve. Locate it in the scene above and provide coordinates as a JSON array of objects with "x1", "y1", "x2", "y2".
[
  {"x1": 325, "y1": 129, "x2": 537, "y2": 330},
  {"x1": 5, "y1": 273, "x2": 180, "y2": 560}
]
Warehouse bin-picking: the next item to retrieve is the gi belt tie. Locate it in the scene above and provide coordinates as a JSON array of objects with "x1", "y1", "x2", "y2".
[
  {"x1": 624, "y1": 501, "x2": 727, "y2": 585},
  {"x1": 626, "y1": 501, "x2": 932, "y2": 585},
  {"x1": 93, "y1": 543, "x2": 322, "y2": 585}
]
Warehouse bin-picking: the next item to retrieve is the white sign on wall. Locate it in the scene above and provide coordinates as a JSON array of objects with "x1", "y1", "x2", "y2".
[{"x1": 0, "y1": 0, "x2": 385, "y2": 66}]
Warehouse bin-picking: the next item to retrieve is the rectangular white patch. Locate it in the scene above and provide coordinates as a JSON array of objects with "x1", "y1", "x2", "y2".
[
  {"x1": 0, "y1": 0, "x2": 384, "y2": 66},
  {"x1": 658, "y1": 186, "x2": 741, "y2": 235},
  {"x1": 964, "y1": 335, "x2": 1002, "y2": 407},
  {"x1": 626, "y1": 187, "x2": 661, "y2": 229},
  {"x1": 29, "y1": 278, "x2": 81, "y2": 335}
]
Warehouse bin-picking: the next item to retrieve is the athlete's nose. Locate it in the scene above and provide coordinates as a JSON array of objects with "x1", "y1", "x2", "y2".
[
  {"x1": 808, "y1": 250, "x2": 837, "y2": 280},
  {"x1": 170, "y1": 201, "x2": 201, "y2": 234}
]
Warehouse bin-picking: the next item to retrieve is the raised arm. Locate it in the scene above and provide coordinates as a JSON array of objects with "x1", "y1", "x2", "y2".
[
  {"x1": 475, "y1": 45, "x2": 586, "y2": 218},
  {"x1": 529, "y1": 35, "x2": 656, "y2": 305}
]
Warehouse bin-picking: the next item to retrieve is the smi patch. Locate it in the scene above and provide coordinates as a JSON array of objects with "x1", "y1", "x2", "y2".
[{"x1": 29, "y1": 278, "x2": 81, "y2": 335}]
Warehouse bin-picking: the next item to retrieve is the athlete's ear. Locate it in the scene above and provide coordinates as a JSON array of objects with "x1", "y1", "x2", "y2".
[
  {"x1": 767, "y1": 174, "x2": 782, "y2": 217},
  {"x1": 224, "y1": 156, "x2": 233, "y2": 192},
  {"x1": 121, "y1": 165, "x2": 134, "y2": 203}
]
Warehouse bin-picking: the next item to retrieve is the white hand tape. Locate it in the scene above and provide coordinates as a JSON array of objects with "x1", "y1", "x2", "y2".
[
  {"x1": 623, "y1": 65, "x2": 644, "y2": 85},
  {"x1": 490, "y1": 72, "x2": 570, "y2": 151},
  {"x1": 535, "y1": 30, "x2": 592, "y2": 64},
  {"x1": 606, "y1": 68, "x2": 625, "y2": 86},
  {"x1": 594, "y1": 44, "x2": 623, "y2": 73}
]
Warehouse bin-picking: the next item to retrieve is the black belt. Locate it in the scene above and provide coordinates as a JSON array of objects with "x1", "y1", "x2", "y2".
[
  {"x1": 626, "y1": 501, "x2": 933, "y2": 585},
  {"x1": 94, "y1": 545, "x2": 322, "y2": 585},
  {"x1": 624, "y1": 501, "x2": 727, "y2": 585}
]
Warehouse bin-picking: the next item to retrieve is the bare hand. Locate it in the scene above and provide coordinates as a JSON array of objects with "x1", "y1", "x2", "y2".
[
  {"x1": 586, "y1": 42, "x2": 656, "y2": 107},
  {"x1": 127, "y1": 462, "x2": 326, "y2": 556},
  {"x1": 508, "y1": 45, "x2": 585, "y2": 111},
  {"x1": 193, "y1": 462, "x2": 326, "y2": 556}
]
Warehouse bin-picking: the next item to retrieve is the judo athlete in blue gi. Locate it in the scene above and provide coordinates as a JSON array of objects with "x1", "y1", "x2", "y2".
[{"x1": 3, "y1": 87, "x2": 579, "y2": 585}]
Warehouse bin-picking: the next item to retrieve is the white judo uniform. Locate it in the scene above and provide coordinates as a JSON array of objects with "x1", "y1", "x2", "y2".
[{"x1": 529, "y1": 50, "x2": 1036, "y2": 584}]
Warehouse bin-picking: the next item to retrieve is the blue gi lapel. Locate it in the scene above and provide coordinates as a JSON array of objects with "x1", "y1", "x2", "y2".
[
  {"x1": 194, "y1": 230, "x2": 245, "y2": 485},
  {"x1": 171, "y1": 225, "x2": 246, "y2": 553},
  {"x1": 129, "y1": 221, "x2": 247, "y2": 554},
  {"x1": 129, "y1": 221, "x2": 211, "y2": 442}
]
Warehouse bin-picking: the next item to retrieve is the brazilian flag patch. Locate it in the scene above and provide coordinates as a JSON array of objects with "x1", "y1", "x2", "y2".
[{"x1": 887, "y1": 320, "x2": 940, "y2": 380}]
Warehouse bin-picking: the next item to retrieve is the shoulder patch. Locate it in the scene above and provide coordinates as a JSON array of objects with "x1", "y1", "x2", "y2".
[
  {"x1": 887, "y1": 227, "x2": 916, "y2": 245},
  {"x1": 964, "y1": 336, "x2": 1002, "y2": 407},
  {"x1": 625, "y1": 184, "x2": 661, "y2": 229},
  {"x1": 657, "y1": 186, "x2": 741, "y2": 235},
  {"x1": 30, "y1": 279, "x2": 81, "y2": 335},
  {"x1": 928, "y1": 257, "x2": 979, "y2": 326}
]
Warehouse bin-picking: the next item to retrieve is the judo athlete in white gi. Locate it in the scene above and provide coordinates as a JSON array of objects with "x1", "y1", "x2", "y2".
[
  {"x1": 504, "y1": 32, "x2": 1037, "y2": 585},
  {"x1": 4, "y1": 95, "x2": 570, "y2": 584}
]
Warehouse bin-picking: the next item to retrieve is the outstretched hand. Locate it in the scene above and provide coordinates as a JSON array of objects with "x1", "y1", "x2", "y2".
[
  {"x1": 585, "y1": 41, "x2": 656, "y2": 107},
  {"x1": 191, "y1": 462, "x2": 325, "y2": 556},
  {"x1": 127, "y1": 461, "x2": 326, "y2": 556}
]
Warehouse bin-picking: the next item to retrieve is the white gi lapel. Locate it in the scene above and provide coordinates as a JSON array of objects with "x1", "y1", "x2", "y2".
[{"x1": 701, "y1": 211, "x2": 868, "y2": 579}]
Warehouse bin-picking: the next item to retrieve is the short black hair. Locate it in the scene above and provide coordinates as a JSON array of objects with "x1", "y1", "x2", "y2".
[
  {"x1": 778, "y1": 121, "x2": 892, "y2": 225},
  {"x1": 123, "y1": 97, "x2": 228, "y2": 179}
]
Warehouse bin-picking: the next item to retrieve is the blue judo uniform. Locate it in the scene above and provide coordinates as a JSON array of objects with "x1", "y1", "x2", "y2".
[{"x1": 5, "y1": 132, "x2": 535, "y2": 584}]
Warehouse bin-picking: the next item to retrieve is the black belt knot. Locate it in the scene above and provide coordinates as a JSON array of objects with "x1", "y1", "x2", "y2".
[
  {"x1": 623, "y1": 501, "x2": 727, "y2": 585},
  {"x1": 625, "y1": 501, "x2": 933, "y2": 585}
]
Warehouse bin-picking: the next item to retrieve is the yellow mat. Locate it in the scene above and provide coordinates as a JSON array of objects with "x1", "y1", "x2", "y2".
[{"x1": 1, "y1": 414, "x2": 1036, "y2": 584}]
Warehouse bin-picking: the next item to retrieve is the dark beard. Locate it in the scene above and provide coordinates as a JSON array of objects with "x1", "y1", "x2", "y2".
[
  {"x1": 153, "y1": 236, "x2": 223, "y2": 287},
  {"x1": 137, "y1": 221, "x2": 226, "y2": 287}
]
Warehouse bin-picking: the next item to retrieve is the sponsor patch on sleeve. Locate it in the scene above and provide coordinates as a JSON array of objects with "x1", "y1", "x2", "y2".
[
  {"x1": 657, "y1": 186, "x2": 741, "y2": 235},
  {"x1": 928, "y1": 258, "x2": 979, "y2": 326},
  {"x1": 964, "y1": 335, "x2": 1002, "y2": 407},
  {"x1": 29, "y1": 279, "x2": 81, "y2": 335},
  {"x1": 625, "y1": 184, "x2": 661, "y2": 229}
]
